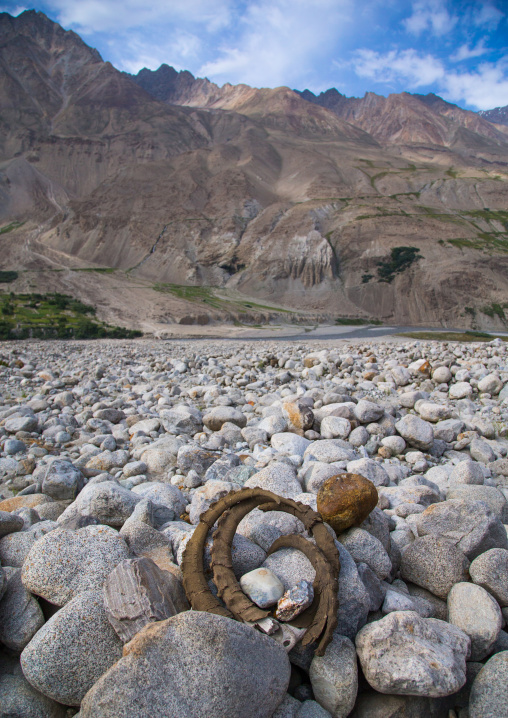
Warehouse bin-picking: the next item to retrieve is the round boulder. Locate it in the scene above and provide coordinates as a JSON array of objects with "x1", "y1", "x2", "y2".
[{"x1": 317, "y1": 473, "x2": 378, "y2": 535}]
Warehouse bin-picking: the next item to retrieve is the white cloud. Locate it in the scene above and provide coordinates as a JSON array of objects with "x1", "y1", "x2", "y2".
[
  {"x1": 353, "y1": 48, "x2": 445, "y2": 87},
  {"x1": 353, "y1": 47, "x2": 508, "y2": 110},
  {"x1": 199, "y1": 0, "x2": 354, "y2": 88},
  {"x1": 472, "y1": 2, "x2": 504, "y2": 29},
  {"x1": 0, "y1": 4, "x2": 28, "y2": 15},
  {"x1": 450, "y1": 40, "x2": 489, "y2": 62},
  {"x1": 403, "y1": 0, "x2": 458, "y2": 36},
  {"x1": 43, "y1": 0, "x2": 232, "y2": 34}
]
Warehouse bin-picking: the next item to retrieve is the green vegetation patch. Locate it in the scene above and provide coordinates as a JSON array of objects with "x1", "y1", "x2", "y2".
[
  {"x1": 480, "y1": 303, "x2": 507, "y2": 321},
  {"x1": 0, "y1": 271, "x2": 18, "y2": 283},
  {"x1": 376, "y1": 246, "x2": 422, "y2": 283},
  {"x1": 153, "y1": 283, "x2": 293, "y2": 315},
  {"x1": 0, "y1": 221, "x2": 25, "y2": 235},
  {"x1": 0, "y1": 293, "x2": 142, "y2": 340},
  {"x1": 335, "y1": 317, "x2": 382, "y2": 326},
  {"x1": 398, "y1": 331, "x2": 508, "y2": 343},
  {"x1": 72, "y1": 267, "x2": 116, "y2": 274}
]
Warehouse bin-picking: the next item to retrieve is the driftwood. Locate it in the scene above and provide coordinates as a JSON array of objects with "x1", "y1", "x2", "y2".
[{"x1": 181, "y1": 487, "x2": 341, "y2": 656}]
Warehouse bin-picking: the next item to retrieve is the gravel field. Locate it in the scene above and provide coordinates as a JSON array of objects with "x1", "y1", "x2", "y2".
[{"x1": 1, "y1": 337, "x2": 508, "y2": 718}]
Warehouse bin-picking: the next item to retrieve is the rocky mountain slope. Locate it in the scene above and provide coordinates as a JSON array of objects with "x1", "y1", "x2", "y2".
[
  {"x1": 479, "y1": 106, "x2": 508, "y2": 127},
  {"x1": 1, "y1": 10, "x2": 507, "y2": 334}
]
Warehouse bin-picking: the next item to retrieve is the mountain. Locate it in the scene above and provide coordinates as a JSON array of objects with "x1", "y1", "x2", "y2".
[
  {"x1": 1, "y1": 10, "x2": 507, "y2": 335},
  {"x1": 479, "y1": 106, "x2": 508, "y2": 127}
]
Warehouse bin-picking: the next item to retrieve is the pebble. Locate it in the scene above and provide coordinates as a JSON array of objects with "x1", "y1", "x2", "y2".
[
  {"x1": 240, "y1": 567, "x2": 285, "y2": 608},
  {"x1": 469, "y1": 548, "x2": 508, "y2": 606},
  {"x1": 447, "y1": 582, "x2": 502, "y2": 660},
  {"x1": 309, "y1": 633, "x2": 358, "y2": 718}
]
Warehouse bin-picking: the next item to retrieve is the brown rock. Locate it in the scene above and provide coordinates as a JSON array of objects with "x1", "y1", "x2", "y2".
[
  {"x1": 283, "y1": 401, "x2": 314, "y2": 433},
  {"x1": 317, "y1": 473, "x2": 378, "y2": 535},
  {"x1": 0, "y1": 494, "x2": 53, "y2": 512},
  {"x1": 104, "y1": 557, "x2": 189, "y2": 643}
]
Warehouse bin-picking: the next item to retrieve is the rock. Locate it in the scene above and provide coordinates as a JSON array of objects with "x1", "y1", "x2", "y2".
[
  {"x1": 160, "y1": 405, "x2": 203, "y2": 435},
  {"x1": 22, "y1": 525, "x2": 130, "y2": 605},
  {"x1": 355, "y1": 611, "x2": 470, "y2": 696},
  {"x1": 21, "y1": 589, "x2": 123, "y2": 706},
  {"x1": 94, "y1": 408, "x2": 125, "y2": 423},
  {"x1": 406, "y1": 583, "x2": 448, "y2": 620},
  {"x1": 432, "y1": 366, "x2": 452, "y2": 383},
  {"x1": 338, "y1": 528, "x2": 392, "y2": 580},
  {"x1": 469, "y1": 548, "x2": 508, "y2": 606},
  {"x1": 0, "y1": 494, "x2": 52, "y2": 512},
  {"x1": 303, "y1": 441, "x2": 356, "y2": 464},
  {"x1": 272, "y1": 433, "x2": 311, "y2": 457},
  {"x1": 400, "y1": 535, "x2": 470, "y2": 599},
  {"x1": 416, "y1": 402, "x2": 451, "y2": 423},
  {"x1": 316, "y1": 473, "x2": 378, "y2": 535},
  {"x1": 276, "y1": 580, "x2": 314, "y2": 621},
  {"x1": 40, "y1": 460, "x2": 84, "y2": 500},
  {"x1": 0, "y1": 567, "x2": 44, "y2": 651},
  {"x1": 433, "y1": 419, "x2": 465, "y2": 443},
  {"x1": 346, "y1": 459, "x2": 389, "y2": 487},
  {"x1": 244, "y1": 463, "x2": 303, "y2": 499},
  {"x1": 448, "y1": 582, "x2": 502, "y2": 660},
  {"x1": 349, "y1": 692, "x2": 452, "y2": 717},
  {"x1": 203, "y1": 406, "x2": 247, "y2": 431},
  {"x1": 258, "y1": 414, "x2": 289, "y2": 437},
  {"x1": 449, "y1": 460, "x2": 485, "y2": 486},
  {"x1": 283, "y1": 401, "x2": 314, "y2": 433},
  {"x1": 334, "y1": 541, "x2": 370, "y2": 640},
  {"x1": 412, "y1": 499, "x2": 508, "y2": 560},
  {"x1": 0, "y1": 509, "x2": 24, "y2": 538},
  {"x1": 203, "y1": 454, "x2": 241, "y2": 482},
  {"x1": 5, "y1": 415, "x2": 38, "y2": 433},
  {"x1": 381, "y1": 584, "x2": 433, "y2": 618},
  {"x1": 58, "y1": 480, "x2": 141, "y2": 527},
  {"x1": 478, "y1": 374, "x2": 503, "y2": 394},
  {"x1": 470, "y1": 438, "x2": 497, "y2": 464},
  {"x1": 447, "y1": 485, "x2": 507, "y2": 520},
  {"x1": 80, "y1": 611, "x2": 291, "y2": 718},
  {"x1": 262, "y1": 548, "x2": 316, "y2": 592},
  {"x1": 354, "y1": 400, "x2": 384, "y2": 424},
  {"x1": 298, "y1": 700, "x2": 332, "y2": 718},
  {"x1": 240, "y1": 567, "x2": 285, "y2": 608},
  {"x1": 0, "y1": 521, "x2": 58, "y2": 568},
  {"x1": 395, "y1": 415, "x2": 434, "y2": 451},
  {"x1": 132, "y1": 482, "x2": 186, "y2": 517},
  {"x1": 357, "y1": 562, "x2": 386, "y2": 612},
  {"x1": 320, "y1": 416, "x2": 352, "y2": 440},
  {"x1": 176, "y1": 445, "x2": 219, "y2": 475},
  {"x1": 188, "y1": 480, "x2": 238, "y2": 524},
  {"x1": 378, "y1": 484, "x2": 440, "y2": 510},
  {"x1": 469, "y1": 651, "x2": 508, "y2": 718},
  {"x1": 449, "y1": 382, "x2": 473, "y2": 399},
  {"x1": 309, "y1": 633, "x2": 357, "y2": 718},
  {"x1": 103, "y1": 557, "x2": 187, "y2": 642},
  {"x1": 0, "y1": 674, "x2": 67, "y2": 718}
]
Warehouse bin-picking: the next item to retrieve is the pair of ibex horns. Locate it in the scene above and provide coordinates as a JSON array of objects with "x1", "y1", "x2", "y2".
[{"x1": 181, "y1": 487, "x2": 341, "y2": 656}]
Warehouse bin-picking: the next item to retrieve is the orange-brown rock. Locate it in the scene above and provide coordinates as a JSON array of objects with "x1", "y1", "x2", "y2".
[
  {"x1": 283, "y1": 401, "x2": 314, "y2": 433},
  {"x1": 317, "y1": 473, "x2": 378, "y2": 535},
  {"x1": 0, "y1": 494, "x2": 53, "y2": 512}
]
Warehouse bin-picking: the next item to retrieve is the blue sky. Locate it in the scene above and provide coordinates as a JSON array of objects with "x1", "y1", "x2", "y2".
[{"x1": 2, "y1": 0, "x2": 507, "y2": 110}]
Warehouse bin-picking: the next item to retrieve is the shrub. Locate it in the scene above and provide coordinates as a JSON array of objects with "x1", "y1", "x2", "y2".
[{"x1": 377, "y1": 246, "x2": 422, "y2": 283}]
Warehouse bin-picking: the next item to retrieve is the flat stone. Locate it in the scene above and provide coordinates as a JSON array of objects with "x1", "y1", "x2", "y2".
[
  {"x1": 316, "y1": 473, "x2": 378, "y2": 536},
  {"x1": 22, "y1": 525, "x2": 130, "y2": 606},
  {"x1": 240, "y1": 567, "x2": 285, "y2": 608},
  {"x1": 0, "y1": 495, "x2": 53, "y2": 513},
  {"x1": 334, "y1": 541, "x2": 370, "y2": 640},
  {"x1": 80, "y1": 611, "x2": 291, "y2": 718},
  {"x1": 104, "y1": 557, "x2": 188, "y2": 642},
  {"x1": 355, "y1": 611, "x2": 470, "y2": 696},
  {"x1": 203, "y1": 406, "x2": 247, "y2": 431},
  {"x1": 21, "y1": 589, "x2": 123, "y2": 706},
  {"x1": 309, "y1": 633, "x2": 357, "y2": 718},
  {"x1": 400, "y1": 535, "x2": 470, "y2": 599},
  {"x1": 395, "y1": 415, "x2": 434, "y2": 451},
  {"x1": 448, "y1": 582, "x2": 502, "y2": 660}
]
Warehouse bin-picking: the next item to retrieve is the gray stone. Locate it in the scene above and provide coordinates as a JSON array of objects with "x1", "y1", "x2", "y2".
[
  {"x1": 470, "y1": 439, "x2": 496, "y2": 464},
  {"x1": 0, "y1": 674, "x2": 67, "y2": 718},
  {"x1": 0, "y1": 567, "x2": 44, "y2": 652},
  {"x1": 203, "y1": 406, "x2": 247, "y2": 431},
  {"x1": 357, "y1": 562, "x2": 386, "y2": 612},
  {"x1": 0, "y1": 509, "x2": 24, "y2": 538},
  {"x1": 395, "y1": 415, "x2": 434, "y2": 451},
  {"x1": 0, "y1": 521, "x2": 58, "y2": 568},
  {"x1": 41, "y1": 460, "x2": 84, "y2": 500},
  {"x1": 304, "y1": 441, "x2": 356, "y2": 464},
  {"x1": 188, "y1": 480, "x2": 239, "y2": 524},
  {"x1": 433, "y1": 419, "x2": 465, "y2": 443},
  {"x1": 176, "y1": 444, "x2": 219, "y2": 475},
  {"x1": 297, "y1": 700, "x2": 332, "y2": 718},
  {"x1": 320, "y1": 416, "x2": 352, "y2": 441},
  {"x1": 276, "y1": 580, "x2": 314, "y2": 621},
  {"x1": 412, "y1": 499, "x2": 508, "y2": 560},
  {"x1": 469, "y1": 651, "x2": 508, "y2": 718},
  {"x1": 382, "y1": 585, "x2": 433, "y2": 618},
  {"x1": 416, "y1": 402, "x2": 451, "y2": 423},
  {"x1": 355, "y1": 611, "x2": 470, "y2": 696},
  {"x1": 203, "y1": 454, "x2": 241, "y2": 482},
  {"x1": 345, "y1": 458, "x2": 389, "y2": 487},
  {"x1": 244, "y1": 463, "x2": 303, "y2": 499},
  {"x1": 80, "y1": 611, "x2": 291, "y2": 718},
  {"x1": 354, "y1": 400, "x2": 384, "y2": 424},
  {"x1": 262, "y1": 548, "x2": 315, "y2": 592},
  {"x1": 58, "y1": 481, "x2": 140, "y2": 528},
  {"x1": 240, "y1": 567, "x2": 285, "y2": 608},
  {"x1": 272, "y1": 433, "x2": 312, "y2": 457},
  {"x1": 449, "y1": 460, "x2": 485, "y2": 486},
  {"x1": 272, "y1": 694, "x2": 301, "y2": 718},
  {"x1": 338, "y1": 528, "x2": 392, "y2": 580},
  {"x1": 132, "y1": 481, "x2": 186, "y2": 517},
  {"x1": 160, "y1": 405, "x2": 203, "y2": 435},
  {"x1": 334, "y1": 541, "x2": 371, "y2": 640},
  {"x1": 360, "y1": 507, "x2": 391, "y2": 551},
  {"x1": 22, "y1": 525, "x2": 130, "y2": 606},
  {"x1": 447, "y1": 484, "x2": 507, "y2": 520},
  {"x1": 5, "y1": 415, "x2": 38, "y2": 433},
  {"x1": 258, "y1": 414, "x2": 289, "y2": 437},
  {"x1": 309, "y1": 633, "x2": 357, "y2": 718},
  {"x1": 469, "y1": 548, "x2": 508, "y2": 607},
  {"x1": 104, "y1": 557, "x2": 188, "y2": 642},
  {"x1": 21, "y1": 589, "x2": 123, "y2": 706},
  {"x1": 400, "y1": 535, "x2": 470, "y2": 599},
  {"x1": 448, "y1": 582, "x2": 502, "y2": 660},
  {"x1": 4, "y1": 438, "x2": 27, "y2": 454},
  {"x1": 406, "y1": 583, "x2": 448, "y2": 620},
  {"x1": 348, "y1": 692, "x2": 452, "y2": 718}
]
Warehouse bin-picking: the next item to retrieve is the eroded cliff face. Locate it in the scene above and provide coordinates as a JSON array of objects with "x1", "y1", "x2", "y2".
[{"x1": 1, "y1": 11, "x2": 508, "y2": 330}]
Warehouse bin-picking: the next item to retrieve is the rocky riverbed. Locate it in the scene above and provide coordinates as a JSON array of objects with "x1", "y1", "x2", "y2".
[{"x1": 1, "y1": 337, "x2": 508, "y2": 718}]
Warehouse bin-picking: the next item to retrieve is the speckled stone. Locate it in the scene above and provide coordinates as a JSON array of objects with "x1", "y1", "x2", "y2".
[
  {"x1": 0, "y1": 509, "x2": 24, "y2": 538},
  {"x1": 0, "y1": 567, "x2": 44, "y2": 652},
  {"x1": 80, "y1": 611, "x2": 291, "y2": 718},
  {"x1": 21, "y1": 589, "x2": 123, "y2": 706},
  {"x1": 469, "y1": 651, "x2": 508, "y2": 718},
  {"x1": 400, "y1": 535, "x2": 470, "y2": 600},
  {"x1": 0, "y1": 674, "x2": 67, "y2": 718},
  {"x1": 317, "y1": 473, "x2": 378, "y2": 536},
  {"x1": 21, "y1": 525, "x2": 130, "y2": 606},
  {"x1": 309, "y1": 633, "x2": 357, "y2": 718},
  {"x1": 262, "y1": 547, "x2": 316, "y2": 592},
  {"x1": 0, "y1": 521, "x2": 59, "y2": 568}
]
